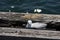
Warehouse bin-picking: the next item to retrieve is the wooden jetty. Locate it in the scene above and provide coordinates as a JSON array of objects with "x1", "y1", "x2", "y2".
[{"x1": 0, "y1": 12, "x2": 60, "y2": 40}]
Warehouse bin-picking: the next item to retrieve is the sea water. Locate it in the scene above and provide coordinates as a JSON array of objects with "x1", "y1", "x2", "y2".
[{"x1": 0, "y1": 0, "x2": 60, "y2": 14}]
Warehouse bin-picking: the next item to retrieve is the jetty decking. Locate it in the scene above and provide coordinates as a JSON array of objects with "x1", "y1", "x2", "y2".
[
  {"x1": 0, "y1": 12, "x2": 60, "y2": 22},
  {"x1": 0, "y1": 12, "x2": 60, "y2": 40},
  {"x1": 0, "y1": 27, "x2": 60, "y2": 40}
]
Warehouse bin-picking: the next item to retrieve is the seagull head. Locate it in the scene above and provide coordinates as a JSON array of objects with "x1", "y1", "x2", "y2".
[{"x1": 28, "y1": 20, "x2": 32, "y2": 24}]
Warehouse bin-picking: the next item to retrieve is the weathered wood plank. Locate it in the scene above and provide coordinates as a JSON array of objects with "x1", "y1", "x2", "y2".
[
  {"x1": 0, "y1": 27, "x2": 60, "y2": 39},
  {"x1": 0, "y1": 12, "x2": 60, "y2": 22}
]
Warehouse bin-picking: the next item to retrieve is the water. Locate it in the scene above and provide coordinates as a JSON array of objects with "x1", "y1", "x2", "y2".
[{"x1": 0, "y1": 0, "x2": 60, "y2": 14}]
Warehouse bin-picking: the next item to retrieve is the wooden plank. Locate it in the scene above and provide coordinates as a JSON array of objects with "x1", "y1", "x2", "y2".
[
  {"x1": 0, "y1": 12, "x2": 60, "y2": 22},
  {"x1": 0, "y1": 27, "x2": 60, "y2": 39}
]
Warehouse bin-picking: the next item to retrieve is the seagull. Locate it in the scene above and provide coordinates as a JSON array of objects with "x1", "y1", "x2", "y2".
[
  {"x1": 26, "y1": 20, "x2": 47, "y2": 29},
  {"x1": 34, "y1": 9, "x2": 42, "y2": 13}
]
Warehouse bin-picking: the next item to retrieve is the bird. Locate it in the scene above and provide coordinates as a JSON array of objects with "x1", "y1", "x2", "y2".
[
  {"x1": 26, "y1": 20, "x2": 47, "y2": 29},
  {"x1": 34, "y1": 9, "x2": 42, "y2": 13}
]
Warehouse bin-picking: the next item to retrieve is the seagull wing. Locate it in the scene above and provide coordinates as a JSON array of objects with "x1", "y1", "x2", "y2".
[{"x1": 31, "y1": 23, "x2": 47, "y2": 28}]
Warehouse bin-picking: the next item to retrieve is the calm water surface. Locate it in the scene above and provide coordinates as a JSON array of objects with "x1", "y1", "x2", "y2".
[{"x1": 0, "y1": 0, "x2": 60, "y2": 14}]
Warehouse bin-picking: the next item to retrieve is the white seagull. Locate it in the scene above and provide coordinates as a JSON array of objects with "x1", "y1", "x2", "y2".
[
  {"x1": 34, "y1": 9, "x2": 42, "y2": 13},
  {"x1": 26, "y1": 20, "x2": 47, "y2": 29}
]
